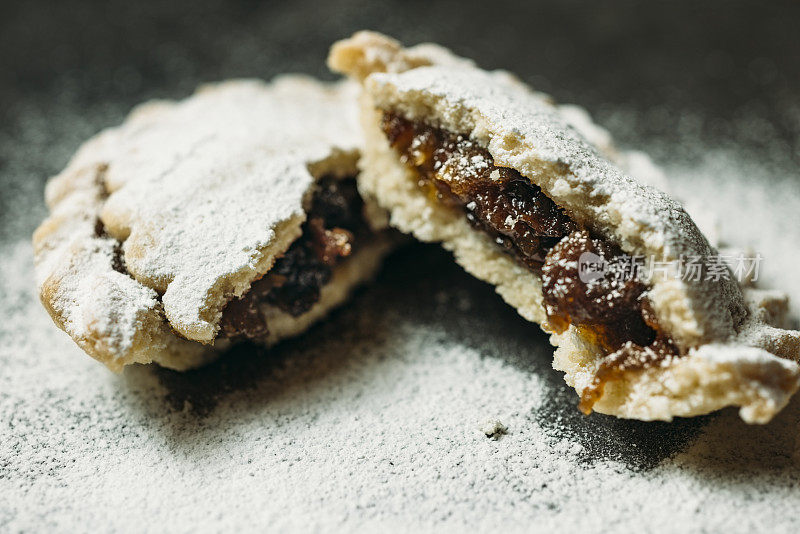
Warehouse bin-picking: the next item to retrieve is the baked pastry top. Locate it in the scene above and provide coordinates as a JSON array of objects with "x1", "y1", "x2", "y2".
[
  {"x1": 34, "y1": 76, "x2": 392, "y2": 371},
  {"x1": 330, "y1": 31, "x2": 800, "y2": 422}
]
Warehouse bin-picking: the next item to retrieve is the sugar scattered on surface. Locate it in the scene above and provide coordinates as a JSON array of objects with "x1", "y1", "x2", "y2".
[
  {"x1": 3, "y1": 234, "x2": 800, "y2": 529},
  {"x1": 2, "y1": 96, "x2": 800, "y2": 530}
]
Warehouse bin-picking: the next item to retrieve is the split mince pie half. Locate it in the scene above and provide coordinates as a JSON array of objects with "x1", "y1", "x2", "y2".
[
  {"x1": 33, "y1": 77, "x2": 394, "y2": 372},
  {"x1": 330, "y1": 31, "x2": 800, "y2": 423}
]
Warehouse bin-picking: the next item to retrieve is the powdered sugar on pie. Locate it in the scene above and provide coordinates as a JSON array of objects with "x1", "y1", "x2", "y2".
[
  {"x1": 330, "y1": 31, "x2": 800, "y2": 422},
  {"x1": 34, "y1": 76, "x2": 390, "y2": 371}
]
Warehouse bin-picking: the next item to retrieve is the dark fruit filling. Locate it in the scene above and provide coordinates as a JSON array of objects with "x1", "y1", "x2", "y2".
[
  {"x1": 541, "y1": 230, "x2": 654, "y2": 349},
  {"x1": 218, "y1": 176, "x2": 367, "y2": 341},
  {"x1": 381, "y1": 112, "x2": 679, "y2": 411},
  {"x1": 382, "y1": 113, "x2": 577, "y2": 270},
  {"x1": 541, "y1": 231, "x2": 678, "y2": 412}
]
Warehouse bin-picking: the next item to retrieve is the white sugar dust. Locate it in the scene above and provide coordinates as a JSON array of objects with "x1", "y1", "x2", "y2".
[{"x1": 1, "y1": 96, "x2": 799, "y2": 530}]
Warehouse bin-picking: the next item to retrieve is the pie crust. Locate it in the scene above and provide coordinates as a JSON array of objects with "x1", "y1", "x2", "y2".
[
  {"x1": 33, "y1": 76, "x2": 393, "y2": 371},
  {"x1": 329, "y1": 31, "x2": 800, "y2": 422}
]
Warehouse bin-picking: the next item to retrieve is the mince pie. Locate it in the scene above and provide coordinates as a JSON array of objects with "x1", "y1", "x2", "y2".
[
  {"x1": 34, "y1": 77, "x2": 394, "y2": 371},
  {"x1": 329, "y1": 32, "x2": 800, "y2": 422}
]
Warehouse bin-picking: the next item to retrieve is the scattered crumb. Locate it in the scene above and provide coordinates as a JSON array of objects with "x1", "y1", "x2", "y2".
[{"x1": 480, "y1": 419, "x2": 508, "y2": 440}]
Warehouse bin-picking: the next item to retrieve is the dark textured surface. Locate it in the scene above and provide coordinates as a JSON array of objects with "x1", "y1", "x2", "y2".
[
  {"x1": 2, "y1": 0, "x2": 797, "y2": 466},
  {"x1": 2, "y1": 1, "x2": 799, "y2": 527}
]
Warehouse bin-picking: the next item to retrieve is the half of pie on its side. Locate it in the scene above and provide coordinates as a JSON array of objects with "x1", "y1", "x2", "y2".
[
  {"x1": 330, "y1": 31, "x2": 800, "y2": 423},
  {"x1": 33, "y1": 77, "x2": 395, "y2": 372}
]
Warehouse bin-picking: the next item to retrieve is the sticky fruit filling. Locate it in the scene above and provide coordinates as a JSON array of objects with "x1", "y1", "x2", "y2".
[
  {"x1": 381, "y1": 112, "x2": 678, "y2": 411},
  {"x1": 218, "y1": 176, "x2": 368, "y2": 341}
]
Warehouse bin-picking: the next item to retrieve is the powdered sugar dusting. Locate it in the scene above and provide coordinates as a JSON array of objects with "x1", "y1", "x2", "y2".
[
  {"x1": 3, "y1": 237, "x2": 800, "y2": 530},
  {"x1": 333, "y1": 32, "x2": 799, "y2": 422},
  {"x1": 4, "y1": 30, "x2": 800, "y2": 531},
  {"x1": 96, "y1": 78, "x2": 361, "y2": 340},
  {"x1": 34, "y1": 77, "x2": 363, "y2": 361},
  {"x1": 364, "y1": 62, "x2": 747, "y2": 347}
]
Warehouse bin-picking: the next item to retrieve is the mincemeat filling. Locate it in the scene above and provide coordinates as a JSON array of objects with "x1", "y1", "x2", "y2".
[
  {"x1": 381, "y1": 112, "x2": 678, "y2": 410},
  {"x1": 219, "y1": 176, "x2": 367, "y2": 341}
]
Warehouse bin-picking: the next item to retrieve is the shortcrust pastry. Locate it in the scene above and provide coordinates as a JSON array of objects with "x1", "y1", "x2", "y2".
[
  {"x1": 33, "y1": 77, "x2": 394, "y2": 371},
  {"x1": 330, "y1": 31, "x2": 800, "y2": 422}
]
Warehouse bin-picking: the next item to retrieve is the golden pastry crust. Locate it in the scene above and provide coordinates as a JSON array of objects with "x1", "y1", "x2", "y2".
[
  {"x1": 34, "y1": 76, "x2": 391, "y2": 371},
  {"x1": 330, "y1": 31, "x2": 800, "y2": 422}
]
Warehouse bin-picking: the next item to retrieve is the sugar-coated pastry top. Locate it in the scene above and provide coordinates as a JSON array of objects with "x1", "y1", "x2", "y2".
[
  {"x1": 330, "y1": 31, "x2": 800, "y2": 422},
  {"x1": 332, "y1": 31, "x2": 743, "y2": 350},
  {"x1": 34, "y1": 77, "x2": 362, "y2": 370}
]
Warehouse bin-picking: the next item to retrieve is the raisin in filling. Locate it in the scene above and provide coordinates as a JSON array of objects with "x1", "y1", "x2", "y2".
[
  {"x1": 382, "y1": 113, "x2": 678, "y2": 411},
  {"x1": 218, "y1": 176, "x2": 367, "y2": 341}
]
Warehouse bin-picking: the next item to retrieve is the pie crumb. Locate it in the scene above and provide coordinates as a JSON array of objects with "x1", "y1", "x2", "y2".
[{"x1": 479, "y1": 419, "x2": 508, "y2": 440}]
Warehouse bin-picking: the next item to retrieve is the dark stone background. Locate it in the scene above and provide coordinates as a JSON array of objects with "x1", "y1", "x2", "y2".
[{"x1": 1, "y1": 0, "x2": 798, "y2": 471}]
